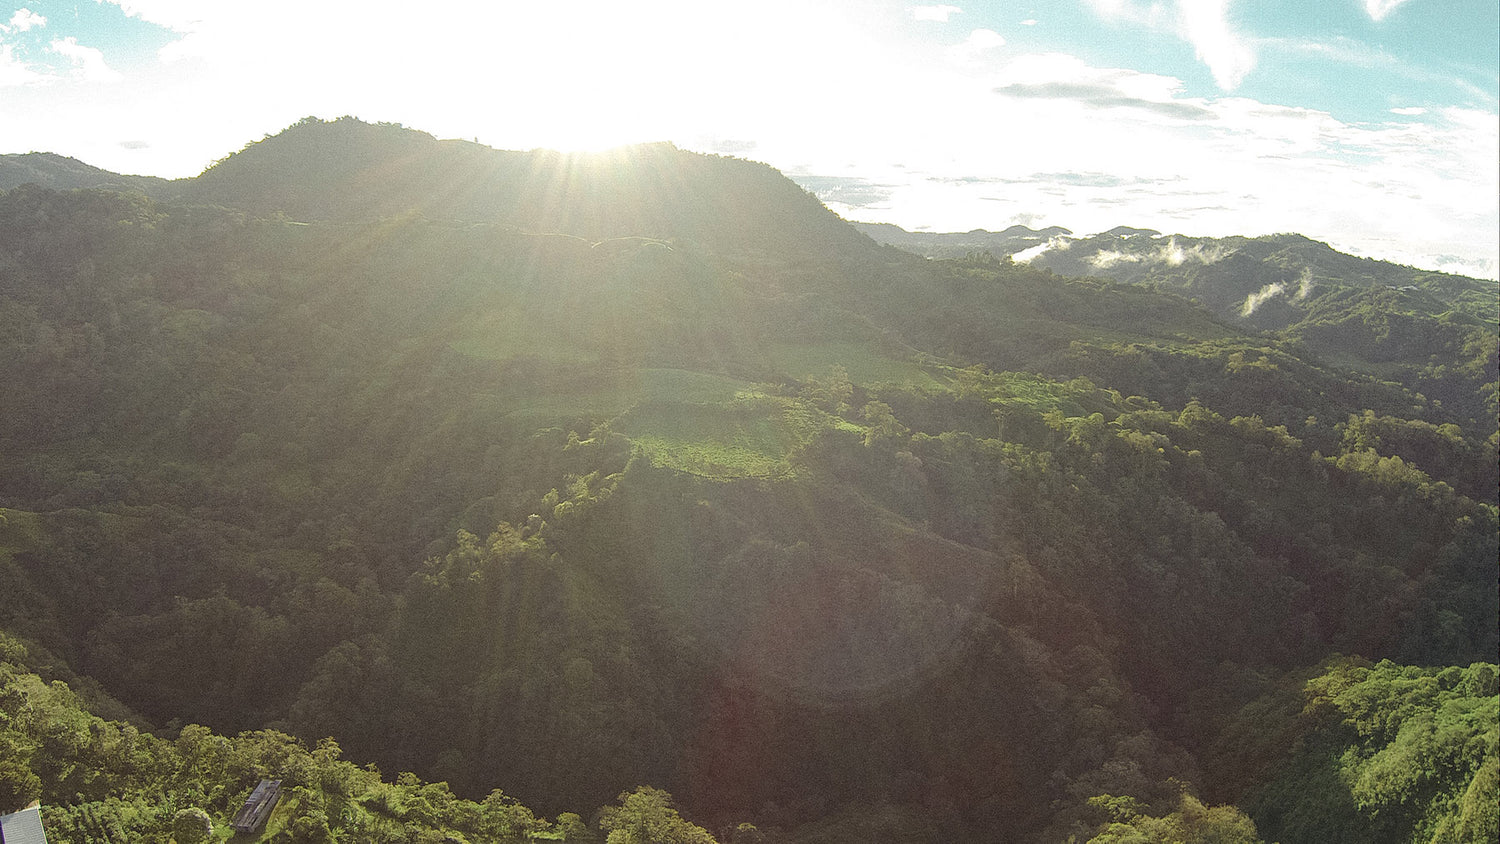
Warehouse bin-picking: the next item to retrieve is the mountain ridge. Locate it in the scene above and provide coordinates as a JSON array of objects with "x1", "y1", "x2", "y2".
[
  {"x1": 0, "y1": 151, "x2": 175, "y2": 195},
  {"x1": 11, "y1": 117, "x2": 1476, "y2": 281},
  {"x1": 859, "y1": 221, "x2": 1499, "y2": 429},
  {"x1": 3, "y1": 117, "x2": 877, "y2": 263}
]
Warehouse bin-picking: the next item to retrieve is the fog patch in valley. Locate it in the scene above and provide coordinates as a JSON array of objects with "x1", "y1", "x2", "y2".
[{"x1": 1087, "y1": 236, "x2": 1232, "y2": 270}]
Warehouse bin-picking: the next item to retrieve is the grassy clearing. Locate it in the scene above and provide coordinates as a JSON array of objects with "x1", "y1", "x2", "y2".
[
  {"x1": 987, "y1": 372, "x2": 1094, "y2": 417},
  {"x1": 629, "y1": 435, "x2": 789, "y2": 479},
  {"x1": 616, "y1": 398, "x2": 811, "y2": 479},
  {"x1": 767, "y1": 341, "x2": 942, "y2": 388},
  {"x1": 934, "y1": 367, "x2": 1097, "y2": 417}
]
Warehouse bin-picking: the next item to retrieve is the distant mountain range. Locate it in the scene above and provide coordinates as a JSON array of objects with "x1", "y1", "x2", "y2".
[
  {"x1": 859, "y1": 222, "x2": 1497, "y2": 424},
  {"x1": 10, "y1": 134, "x2": 1486, "y2": 330},
  {"x1": 851, "y1": 221, "x2": 1075, "y2": 257},
  {"x1": 855, "y1": 222, "x2": 1489, "y2": 328}
]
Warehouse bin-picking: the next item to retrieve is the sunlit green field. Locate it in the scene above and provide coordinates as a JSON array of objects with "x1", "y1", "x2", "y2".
[
  {"x1": 983, "y1": 371, "x2": 1096, "y2": 417},
  {"x1": 614, "y1": 397, "x2": 813, "y2": 479}
]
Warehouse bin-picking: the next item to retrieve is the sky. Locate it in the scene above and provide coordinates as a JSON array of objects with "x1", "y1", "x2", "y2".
[{"x1": 0, "y1": 0, "x2": 1496, "y2": 278}]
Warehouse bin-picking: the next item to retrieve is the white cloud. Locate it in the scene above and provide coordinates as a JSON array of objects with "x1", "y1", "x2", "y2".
[
  {"x1": 1241, "y1": 281, "x2": 1286, "y2": 316},
  {"x1": 951, "y1": 28, "x2": 1006, "y2": 60},
  {"x1": 822, "y1": 46, "x2": 1497, "y2": 278},
  {"x1": 1390, "y1": 106, "x2": 1426, "y2": 115},
  {"x1": 1236, "y1": 269, "x2": 1317, "y2": 315},
  {"x1": 1088, "y1": 237, "x2": 1230, "y2": 269},
  {"x1": 992, "y1": 52, "x2": 1206, "y2": 119},
  {"x1": 1178, "y1": 0, "x2": 1255, "y2": 90},
  {"x1": 4, "y1": 8, "x2": 46, "y2": 33},
  {"x1": 1082, "y1": 0, "x2": 1254, "y2": 91},
  {"x1": 1363, "y1": 0, "x2": 1414, "y2": 21},
  {"x1": 1020, "y1": 18, "x2": 1039, "y2": 25},
  {"x1": 1013, "y1": 237, "x2": 1072, "y2": 263},
  {"x1": 48, "y1": 37, "x2": 122, "y2": 83},
  {"x1": 1276, "y1": 34, "x2": 1395, "y2": 67},
  {"x1": 1089, "y1": 248, "x2": 1140, "y2": 268},
  {"x1": 34, "y1": 0, "x2": 915, "y2": 169},
  {"x1": 966, "y1": 28, "x2": 1006, "y2": 48},
  {"x1": 0, "y1": 43, "x2": 45, "y2": 86},
  {"x1": 99, "y1": 0, "x2": 200, "y2": 30},
  {"x1": 910, "y1": 5, "x2": 962, "y2": 22}
]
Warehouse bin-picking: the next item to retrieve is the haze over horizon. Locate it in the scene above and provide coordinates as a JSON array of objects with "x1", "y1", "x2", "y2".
[{"x1": 1, "y1": 0, "x2": 1495, "y2": 278}]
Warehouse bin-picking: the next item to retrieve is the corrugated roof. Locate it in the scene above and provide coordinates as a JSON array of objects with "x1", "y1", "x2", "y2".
[
  {"x1": 232, "y1": 779, "x2": 282, "y2": 833},
  {"x1": 0, "y1": 806, "x2": 48, "y2": 844}
]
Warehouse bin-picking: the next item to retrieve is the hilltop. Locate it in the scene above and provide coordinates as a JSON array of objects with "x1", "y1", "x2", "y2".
[{"x1": 4, "y1": 116, "x2": 869, "y2": 260}]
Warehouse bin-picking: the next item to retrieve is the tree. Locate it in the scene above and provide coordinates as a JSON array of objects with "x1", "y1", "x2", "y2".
[
  {"x1": 860, "y1": 401, "x2": 909, "y2": 447},
  {"x1": 558, "y1": 812, "x2": 600, "y2": 843},
  {"x1": 476, "y1": 789, "x2": 545, "y2": 842},
  {"x1": 0, "y1": 751, "x2": 40, "y2": 815},
  {"x1": 1085, "y1": 792, "x2": 1262, "y2": 844},
  {"x1": 172, "y1": 806, "x2": 213, "y2": 844},
  {"x1": 805, "y1": 365, "x2": 853, "y2": 414},
  {"x1": 598, "y1": 787, "x2": 716, "y2": 844}
]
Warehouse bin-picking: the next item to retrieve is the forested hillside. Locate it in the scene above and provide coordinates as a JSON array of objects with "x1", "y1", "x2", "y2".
[
  {"x1": 1, "y1": 117, "x2": 1494, "y2": 843},
  {"x1": 859, "y1": 223, "x2": 1499, "y2": 444}
]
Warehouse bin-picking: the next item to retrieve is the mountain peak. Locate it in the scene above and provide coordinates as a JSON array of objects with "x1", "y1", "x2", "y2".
[
  {"x1": 1101, "y1": 225, "x2": 1161, "y2": 238},
  {"x1": 179, "y1": 117, "x2": 870, "y2": 256}
]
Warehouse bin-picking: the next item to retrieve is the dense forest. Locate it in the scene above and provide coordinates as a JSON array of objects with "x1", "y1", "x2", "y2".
[
  {"x1": 1, "y1": 117, "x2": 1495, "y2": 843},
  {"x1": 858, "y1": 223, "x2": 1498, "y2": 439}
]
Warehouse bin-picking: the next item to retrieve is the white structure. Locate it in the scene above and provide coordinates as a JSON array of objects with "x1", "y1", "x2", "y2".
[{"x1": 0, "y1": 804, "x2": 48, "y2": 844}]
